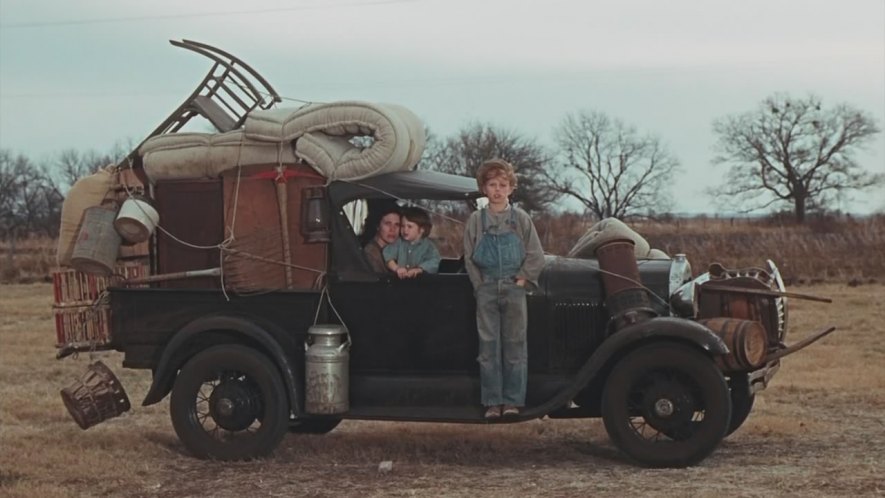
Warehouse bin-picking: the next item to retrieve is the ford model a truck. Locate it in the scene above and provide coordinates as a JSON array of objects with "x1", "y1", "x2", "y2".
[{"x1": 53, "y1": 40, "x2": 836, "y2": 468}]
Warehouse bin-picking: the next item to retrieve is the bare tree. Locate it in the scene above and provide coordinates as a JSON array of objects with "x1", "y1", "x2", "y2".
[
  {"x1": 55, "y1": 148, "x2": 118, "y2": 193},
  {"x1": 422, "y1": 123, "x2": 559, "y2": 213},
  {"x1": 712, "y1": 93, "x2": 882, "y2": 223},
  {"x1": 0, "y1": 150, "x2": 63, "y2": 241},
  {"x1": 549, "y1": 111, "x2": 679, "y2": 220}
]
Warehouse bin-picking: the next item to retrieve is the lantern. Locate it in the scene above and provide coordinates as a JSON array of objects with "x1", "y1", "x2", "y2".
[{"x1": 301, "y1": 186, "x2": 330, "y2": 243}]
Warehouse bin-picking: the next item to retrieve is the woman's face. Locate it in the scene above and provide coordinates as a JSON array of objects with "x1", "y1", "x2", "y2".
[{"x1": 376, "y1": 212, "x2": 401, "y2": 245}]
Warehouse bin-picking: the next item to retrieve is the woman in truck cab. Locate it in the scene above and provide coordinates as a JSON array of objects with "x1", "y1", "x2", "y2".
[{"x1": 363, "y1": 205, "x2": 402, "y2": 273}]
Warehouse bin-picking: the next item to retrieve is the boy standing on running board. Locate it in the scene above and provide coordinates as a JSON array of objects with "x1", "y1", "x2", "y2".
[{"x1": 463, "y1": 159, "x2": 545, "y2": 420}]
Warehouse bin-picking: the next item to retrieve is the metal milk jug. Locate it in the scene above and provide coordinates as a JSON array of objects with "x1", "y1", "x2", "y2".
[{"x1": 304, "y1": 324, "x2": 350, "y2": 414}]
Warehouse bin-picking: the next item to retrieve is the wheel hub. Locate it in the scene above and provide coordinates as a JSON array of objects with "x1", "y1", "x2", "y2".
[
  {"x1": 641, "y1": 378, "x2": 697, "y2": 434},
  {"x1": 653, "y1": 398, "x2": 675, "y2": 417},
  {"x1": 208, "y1": 378, "x2": 261, "y2": 431}
]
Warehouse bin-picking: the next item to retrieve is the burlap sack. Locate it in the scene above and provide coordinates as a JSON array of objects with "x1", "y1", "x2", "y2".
[
  {"x1": 56, "y1": 167, "x2": 115, "y2": 266},
  {"x1": 567, "y1": 218, "x2": 652, "y2": 259},
  {"x1": 646, "y1": 248, "x2": 671, "y2": 260}
]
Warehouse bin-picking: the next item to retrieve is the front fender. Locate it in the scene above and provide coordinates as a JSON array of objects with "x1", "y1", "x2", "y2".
[
  {"x1": 142, "y1": 314, "x2": 302, "y2": 414},
  {"x1": 523, "y1": 316, "x2": 728, "y2": 420},
  {"x1": 592, "y1": 316, "x2": 729, "y2": 363}
]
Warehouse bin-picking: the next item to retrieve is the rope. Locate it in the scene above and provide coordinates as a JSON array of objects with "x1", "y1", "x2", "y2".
[{"x1": 596, "y1": 264, "x2": 672, "y2": 312}]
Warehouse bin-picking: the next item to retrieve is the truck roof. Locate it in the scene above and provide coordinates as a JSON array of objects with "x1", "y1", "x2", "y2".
[{"x1": 329, "y1": 170, "x2": 481, "y2": 203}]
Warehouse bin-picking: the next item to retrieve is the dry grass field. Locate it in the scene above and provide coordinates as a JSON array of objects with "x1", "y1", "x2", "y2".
[
  {"x1": 1, "y1": 281, "x2": 883, "y2": 497},
  {"x1": 3, "y1": 215, "x2": 885, "y2": 285}
]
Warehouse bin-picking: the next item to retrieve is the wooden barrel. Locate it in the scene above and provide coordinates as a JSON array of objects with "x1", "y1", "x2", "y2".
[{"x1": 699, "y1": 318, "x2": 768, "y2": 372}]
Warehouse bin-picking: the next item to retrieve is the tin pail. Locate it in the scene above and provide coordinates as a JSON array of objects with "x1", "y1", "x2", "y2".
[
  {"x1": 114, "y1": 197, "x2": 159, "y2": 243},
  {"x1": 60, "y1": 361, "x2": 131, "y2": 430},
  {"x1": 70, "y1": 206, "x2": 121, "y2": 276}
]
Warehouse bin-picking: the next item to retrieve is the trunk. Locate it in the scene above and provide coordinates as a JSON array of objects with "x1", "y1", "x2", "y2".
[
  {"x1": 5, "y1": 231, "x2": 15, "y2": 269},
  {"x1": 794, "y1": 196, "x2": 807, "y2": 224}
]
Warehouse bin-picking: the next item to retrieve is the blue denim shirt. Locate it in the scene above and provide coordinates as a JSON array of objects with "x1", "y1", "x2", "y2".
[{"x1": 382, "y1": 237, "x2": 441, "y2": 274}]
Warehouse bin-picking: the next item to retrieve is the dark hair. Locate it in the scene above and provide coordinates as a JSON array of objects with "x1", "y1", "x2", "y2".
[
  {"x1": 376, "y1": 205, "x2": 401, "y2": 227},
  {"x1": 360, "y1": 200, "x2": 401, "y2": 246},
  {"x1": 400, "y1": 206, "x2": 432, "y2": 236}
]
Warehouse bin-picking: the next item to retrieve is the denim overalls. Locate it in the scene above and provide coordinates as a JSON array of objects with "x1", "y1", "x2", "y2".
[{"x1": 472, "y1": 208, "x2": 528, "y2": 407}]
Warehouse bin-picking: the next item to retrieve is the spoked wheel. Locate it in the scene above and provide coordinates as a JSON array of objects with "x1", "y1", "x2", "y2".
[
  {"x1": 170, "y1": 345, "x2": 289, "y2": 460},
  {"x1": 726, "y1": 374, "x2": 755, "y2": 437},
  {"x1": 289, "y1": 418, "x2": 342, "y2": 435},
  {"x1": 602, "y1": 343, "x2": 732, "y2": 468}
]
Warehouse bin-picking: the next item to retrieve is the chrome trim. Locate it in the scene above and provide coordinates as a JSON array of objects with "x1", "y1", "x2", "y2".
[
  {"x1": 767, "y1": 260, "x2": 789, "y2": 342},
  {"x1": 670, "y1": 271, "x2": 708, "y2": 318}
]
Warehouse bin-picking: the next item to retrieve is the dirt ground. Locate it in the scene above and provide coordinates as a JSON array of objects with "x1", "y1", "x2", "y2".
[{"x1": 1, "y1": 282, "x2": 883, "y2": 497}]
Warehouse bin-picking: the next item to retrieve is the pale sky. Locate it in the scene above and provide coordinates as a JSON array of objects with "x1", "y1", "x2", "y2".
[{"x1": 1, "y1": 0, "x2": 883, "y2": 213}]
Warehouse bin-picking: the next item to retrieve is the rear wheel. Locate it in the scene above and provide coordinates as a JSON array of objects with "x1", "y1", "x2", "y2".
[
  {"x1": 170, "y1": 345, "x2": 289, "y2": 460},
  {"x1": 602, "y1": 343, "x2": 731, "y2": 468}
]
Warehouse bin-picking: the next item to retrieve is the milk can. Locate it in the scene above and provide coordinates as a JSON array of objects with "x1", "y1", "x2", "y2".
[{"x1": 304, "y1": 324, "x2": 350, "y2": 414}]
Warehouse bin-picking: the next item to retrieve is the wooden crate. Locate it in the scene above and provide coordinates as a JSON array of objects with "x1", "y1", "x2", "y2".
[{"x1": 52, "y1": 261, "x2": 149, "y2": 348}]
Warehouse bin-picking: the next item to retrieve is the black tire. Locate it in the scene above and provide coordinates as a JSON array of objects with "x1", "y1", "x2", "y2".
[
  {"x1": 170, "y1": 345, "x2": 289, "y2": 460},
  {"x1": 601, "y1": 343, "x2": 732, "y2": 468},
  {"x1": 726, "y1": 374, "x2": 756, "y2": 437},
  {"x1": 289, "y1": 418, "x2": 342, "y2": 434}
]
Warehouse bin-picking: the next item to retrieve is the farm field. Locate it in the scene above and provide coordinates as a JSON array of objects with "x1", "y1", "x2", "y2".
[{"x1": 1, "y1": 282, "x2": 883, "y2": 497}]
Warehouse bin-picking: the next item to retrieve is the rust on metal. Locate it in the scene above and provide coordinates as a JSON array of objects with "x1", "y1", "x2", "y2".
[{"x1": 700, "y1": 284, "x2": 833, "y2": 303}]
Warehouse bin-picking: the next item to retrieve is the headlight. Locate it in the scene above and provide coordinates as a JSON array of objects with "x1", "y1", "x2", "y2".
[{"x1": 669, "y1": 258, "x2": 709, "y2": 318}]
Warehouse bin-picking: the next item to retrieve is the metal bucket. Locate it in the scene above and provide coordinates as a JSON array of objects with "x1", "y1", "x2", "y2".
[
  {"x1": 70, "y1": 206, "x2": 121, "y2": 276},
  {"x1": 304, "y1": 324, "x2": 350, "y2": 414},
  {"x1": 114, "y1": 196, "x2": 159, "y2": 243},
  {"x1": 60, "y1": 361, "x2": 131, "y2": 430}
]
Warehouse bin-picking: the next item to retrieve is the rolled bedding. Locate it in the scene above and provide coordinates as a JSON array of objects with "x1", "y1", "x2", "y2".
[{"x1": 140, "y1": 101, "x2": 425, "y2": 182}]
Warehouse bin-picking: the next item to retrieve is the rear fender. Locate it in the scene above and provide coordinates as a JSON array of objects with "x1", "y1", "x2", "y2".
[{"x1": 142, "y1": 314, "x2": 302, "y2": 414}]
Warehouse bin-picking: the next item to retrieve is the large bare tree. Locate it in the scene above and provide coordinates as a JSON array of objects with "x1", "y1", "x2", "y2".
[
  {"x1": 549, "y1": 111, "x2": 679, "y2": 219},
  {"x1": 423, "y1": 123, "x2": 559, "y2": 213},
  {"x1": 0, "y1": 150, "x2": 63, "y2": 241},
  {"x1": 712, "y1": 94, "x2": 881, "y2": 223}
]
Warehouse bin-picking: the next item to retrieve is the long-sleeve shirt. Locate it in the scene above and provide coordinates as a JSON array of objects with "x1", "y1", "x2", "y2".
[
  {"x1": 382, "y1": 237, "x2": 441, "y2": 274},
  {"x1": 463, "y1": 205, "x2": 545, "y2": 290},
  {"x1": 363, "y1": 239, "x2": 387, "y2": 273}
]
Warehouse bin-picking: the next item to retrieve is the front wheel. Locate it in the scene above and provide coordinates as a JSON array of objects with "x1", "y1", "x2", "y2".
[
  {"x1": 602, "y1": 343, "x2": 731, "y2": 468},
  {"x1": 726, "y1": 374, "x2": 755, "y2": 437},
  {"x1": 170, "y1": 345, "x2": 289, "y2": 460}
]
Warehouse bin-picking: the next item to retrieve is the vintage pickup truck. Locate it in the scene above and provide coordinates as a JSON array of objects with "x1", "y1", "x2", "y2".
[{"x1": 53, "y1": 40, "x2": 834, "y2": 468}]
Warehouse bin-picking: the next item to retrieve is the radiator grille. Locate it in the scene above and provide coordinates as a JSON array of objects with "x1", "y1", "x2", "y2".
[{"x1": 553, "y1": 301, "x2": 609, "y2": 368}]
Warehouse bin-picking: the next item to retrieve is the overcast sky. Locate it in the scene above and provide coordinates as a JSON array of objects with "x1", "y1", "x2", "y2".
[{"x1": 1, "y1": 0, "x2": 883, "y2": 213}]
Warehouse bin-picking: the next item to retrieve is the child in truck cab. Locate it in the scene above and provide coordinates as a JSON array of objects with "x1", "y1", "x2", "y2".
[
  {"x1": 383, "y1": 206, "x2": 441, "y2": 279},
  {"x1": 463, "y1": 159, "x2": 544, "y2": 420}
]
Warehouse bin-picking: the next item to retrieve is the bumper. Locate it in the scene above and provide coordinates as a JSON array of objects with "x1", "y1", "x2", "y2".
[{"x1": 748, "y1": 360, "x2": 780, "y2": 395}]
